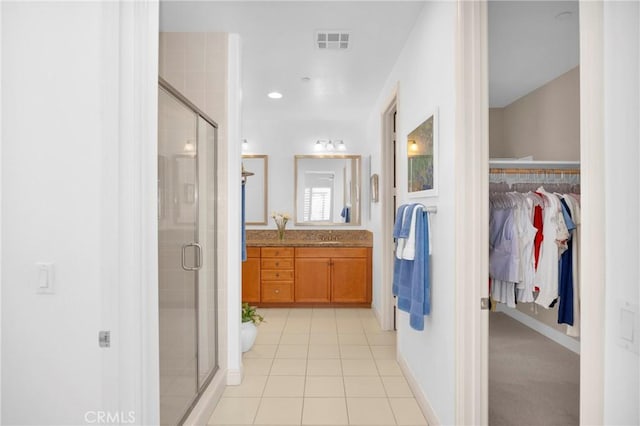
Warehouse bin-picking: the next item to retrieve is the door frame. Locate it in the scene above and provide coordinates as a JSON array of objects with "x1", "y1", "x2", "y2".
[
  {"x1": 454, "y1": 0, "x2": 606, "y2": 424},
  {"x1": 380, "y1": 87, "x2": 398, "y2": 331},
  {"x1": 576, "y1": 2, "x2": 605, "y2": 423},
  {"x1": 107, "y1": 1, "x2": 160, "y2": 424},
  {"x1": 453, "y1": 1, "x2": 489, "y2": 424}
]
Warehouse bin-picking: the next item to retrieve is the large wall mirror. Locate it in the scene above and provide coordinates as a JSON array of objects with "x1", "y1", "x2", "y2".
[
  {"x1": 294, "y1": 155, "x2": 361, "y2": 226},
  {"x1": 242, "y1": 155, "x2": 268, "y2": 224}
]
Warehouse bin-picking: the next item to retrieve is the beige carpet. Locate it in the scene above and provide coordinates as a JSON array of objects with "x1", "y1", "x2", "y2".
[{"x1": 489, "y1": 312, "x2": 579, "y2": 426}]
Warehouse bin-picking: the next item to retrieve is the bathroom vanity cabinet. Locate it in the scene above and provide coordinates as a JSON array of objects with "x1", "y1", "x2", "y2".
[
  {"x1": 242, "y1": 247, "x2": 261, "y2": 303},
  {"x1": 241, "y1": 245, "x2": 372, "y2": 306},
  {"x1": 295, "y1": 248, "x2": 370, "y2": 304}
]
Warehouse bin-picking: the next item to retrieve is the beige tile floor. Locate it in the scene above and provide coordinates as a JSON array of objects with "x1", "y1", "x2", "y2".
[{"x1": 209, "y1": 308, "x2": 427, "y2": 426}]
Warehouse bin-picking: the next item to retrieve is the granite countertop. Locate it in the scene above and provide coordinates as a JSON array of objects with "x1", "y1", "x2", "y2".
[{"x1": 245, "y1": 229, "x2": 373, "y2": 248}]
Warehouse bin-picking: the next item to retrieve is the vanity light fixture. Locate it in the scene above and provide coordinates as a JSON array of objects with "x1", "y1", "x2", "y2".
[
  {"x1": 267, "y1": 91, "x2": 283, "y2": 99},
  {"x1": 314, "y1": 139, "x2": 346, "y2": 152},
  {"x1": 184, "y1": 139, "x2": 195, "y2": 154},
  {"x1": 242, "y1": 139, "x2": 249, "y2": 152},
  {"x1": 409, "y1": 139, "x2": 418, "y2": 152}
]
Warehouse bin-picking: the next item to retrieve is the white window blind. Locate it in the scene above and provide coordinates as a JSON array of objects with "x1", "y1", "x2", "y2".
[{"x1": 303, "y1": 187, "x2": 332, "y2": 221}]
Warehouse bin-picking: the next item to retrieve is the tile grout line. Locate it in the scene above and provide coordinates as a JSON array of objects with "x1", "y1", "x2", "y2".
[{"x1": 335, "y1": 309, "x2": 352, "y2": 426}]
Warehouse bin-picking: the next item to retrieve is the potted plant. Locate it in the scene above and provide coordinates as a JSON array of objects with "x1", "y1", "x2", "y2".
[{"x1": 241, "y1": 302, "x2": 264, "y2": 352}]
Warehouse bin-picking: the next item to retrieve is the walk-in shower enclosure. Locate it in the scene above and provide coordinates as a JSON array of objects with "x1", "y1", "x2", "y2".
[{"x1": 158, "y1": 79, "x2": 218, "y2": 425}]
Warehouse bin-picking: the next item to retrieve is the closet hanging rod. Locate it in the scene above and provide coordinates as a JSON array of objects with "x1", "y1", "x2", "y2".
[{"x1": 489, "y1": 168, "x2": 581, "y2": 175}]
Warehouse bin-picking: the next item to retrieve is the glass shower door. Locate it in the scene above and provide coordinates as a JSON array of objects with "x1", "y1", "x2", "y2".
[
  {"x1": 158, "y1": 87, "x2": 199, "y2": 426},
  {"x1": 197, "y1": 116, "x2": 218, "y2": 388}
]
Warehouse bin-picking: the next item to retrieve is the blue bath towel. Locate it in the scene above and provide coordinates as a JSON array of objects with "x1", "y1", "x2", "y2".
[
  {"x1": 399, "y1": 204, "x2": 417, "y2": 238},
  {"x1": 340, "y1": 206, "x2": 351, "y2": 223},
  {"x1": 393, "y1": 205, "x2": 431, "y2": 330},
  {"x1": 392, "y1": 204, "x2": 411, "y2": 297},
  {"x1": 393, "y1": 204, "x2": 409, "y2": 238}
]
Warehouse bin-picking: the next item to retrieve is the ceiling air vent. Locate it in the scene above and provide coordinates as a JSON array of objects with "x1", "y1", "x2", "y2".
[{"x1": 316, "y1": 31, "x2": 350, "y2": 50}]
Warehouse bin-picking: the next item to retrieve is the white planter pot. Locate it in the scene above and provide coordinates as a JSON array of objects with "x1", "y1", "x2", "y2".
[{"x1": 241, "y1": 321, "x2": 258, "y2": 353}]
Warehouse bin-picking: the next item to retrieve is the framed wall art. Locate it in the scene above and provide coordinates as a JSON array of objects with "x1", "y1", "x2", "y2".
[{"x1": 407, "y1": 109, "x2": 438, "y2": 197}]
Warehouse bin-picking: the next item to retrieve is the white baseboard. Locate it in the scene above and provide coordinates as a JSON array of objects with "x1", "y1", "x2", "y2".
[
  {"x1": 496, "y1": 304, "x2": 581, "y2": 354},
  {"x1": 183, "y1": 369, "x2": 226, "y2": 426},
  {"x1": 226, "y1": 367, "x2": 243, "y2": 385},
  {"x1": 372, "y1": 304, "x2": 385, "y2": 329},
  {"x1": 397, "y1": 352, "x2": 440, "y2": 426}
]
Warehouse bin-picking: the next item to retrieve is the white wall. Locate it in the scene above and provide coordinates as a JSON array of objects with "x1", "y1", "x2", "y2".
[
  {"x1": 489, "y1": 67, "x2": 580, "y2": 161},
  {"x1": 367, "y1": 2, "x2": 457, "y2": 424},
  {"x1": 603, "y1": 1, "x2": 639, "y2": 424},
  {"x1": 2, "y1": 2, "x2": 160, "y2": 425},
  {"x1": 2, "y1": 4, "x2": 104, "y2": 423},
  {"x1": 0, "y1": 1, "x2": 4, "y2": 421},
  {"x1": 242, "y1": 118, "x2": 370, "y2": 229}
]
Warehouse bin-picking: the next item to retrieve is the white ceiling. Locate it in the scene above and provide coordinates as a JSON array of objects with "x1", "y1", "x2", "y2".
[
  {"x1": 488, "y1": 0, "x2": 579, "y2": 107},
  {"x1": 160, "y1": 1, "x2": 426, "y2": 120},
  {"x1": 160, "y1": 1, "x2": 580, "y2": 117}
]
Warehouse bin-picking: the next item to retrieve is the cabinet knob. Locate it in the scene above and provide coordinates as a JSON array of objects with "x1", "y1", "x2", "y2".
[
  {"x1": 275, "y1": 289, "x2": 280, "y2": 294},
  {"x1": 275, "y1": 262, "x2": 279, "y2": 266},
  {"x1": 275, "y1": 273, "x2": 280, "y2": 277}
]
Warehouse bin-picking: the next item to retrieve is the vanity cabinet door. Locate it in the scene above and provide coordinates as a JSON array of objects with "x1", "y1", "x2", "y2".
[
  {"x1": 242, "y1": 248, "x2": 261, "y2": 303},
  {"x1": 331, "y1": 257, "x2": 368, "y2": 303},
  {"x1": 295, "y1": 258, "x2": 331, "y2": 302}
]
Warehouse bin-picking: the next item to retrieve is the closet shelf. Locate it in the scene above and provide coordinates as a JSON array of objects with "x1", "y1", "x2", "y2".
[{"x1": 489, "y1": 159, "x2": 580, "y2": 170}]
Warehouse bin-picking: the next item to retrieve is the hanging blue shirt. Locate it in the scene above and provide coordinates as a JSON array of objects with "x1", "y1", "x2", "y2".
[{"x1": 557, "y1": 198, "x2": 575, "y2": 325}]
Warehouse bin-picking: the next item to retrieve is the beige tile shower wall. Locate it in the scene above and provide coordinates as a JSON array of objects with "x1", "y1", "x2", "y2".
[
  {"x1": 159, "y1": 32, "x2": 230, "y2": 371},
  {"x1": 489, "y1": 66, "x2": 580, "y2": 161}
]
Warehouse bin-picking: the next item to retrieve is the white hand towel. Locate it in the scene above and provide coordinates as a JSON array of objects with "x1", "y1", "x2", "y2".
[
  {"x1": 427, "y1": 211, "x2": 432, "y2": 255},
  {"x1": 402, "y1": 205, "x2": 421, "y2": 260}
]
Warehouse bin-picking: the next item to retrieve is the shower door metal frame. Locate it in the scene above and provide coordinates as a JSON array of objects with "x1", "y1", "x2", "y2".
[{"x1": 159, "y1": 77, "x2": 219, "y2": 426}]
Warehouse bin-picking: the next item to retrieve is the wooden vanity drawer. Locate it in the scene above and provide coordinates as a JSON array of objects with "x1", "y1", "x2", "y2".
[
  {"x1": 261, "y1": 283, "x2": 293, "y2": 302},
  {"x1": 261, "y1": 269, "x2": 294, "y2": 281},
  {"x1": 261, "y1": 247, "x2": 294, "y2": 258},
  {"x1": 295, "y1": 247, "x2": 369, "y2": 258},
  {"x1": 261, "y1": 258, "x2": 294, "y2": 269}
]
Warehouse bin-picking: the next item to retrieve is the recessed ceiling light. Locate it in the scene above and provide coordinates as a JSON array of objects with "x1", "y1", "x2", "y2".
[
  {"x1": 267, "y1": 91, "x2": 283, "y2": 99},
  {"x1": 555, "y1": 11, "x2": 573, "y2": 21}
]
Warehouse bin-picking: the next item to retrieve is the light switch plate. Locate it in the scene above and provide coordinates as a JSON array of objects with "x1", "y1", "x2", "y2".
[
  {"x1": 618, "y1": 300, "x2": 639, "y2": 355},
  {"x1": 36, "y1": 262, "x2": 55, "y2": 294}
]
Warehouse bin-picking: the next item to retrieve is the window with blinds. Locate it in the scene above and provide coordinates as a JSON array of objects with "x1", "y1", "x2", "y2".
[{"x1": 303, "y1": 187, "x2": 332, "y2": 221}]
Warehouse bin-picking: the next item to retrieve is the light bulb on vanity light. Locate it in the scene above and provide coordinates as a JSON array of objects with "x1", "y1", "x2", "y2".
[
  {"x1": 409, "y1": 140, "x2": 418, "y2": 152},
  {"x1": 242, "y1": 139, "x2": 249, "y2": 152},
  {"x1": 336, "y1": 140, "x2": 347, "y2": 151},
  {"x1": 325, "y1": 140, "x2": 335, "y2": 151},
  {"x1": 314, "y1": 140, "x2": 324, "y2": 152}
]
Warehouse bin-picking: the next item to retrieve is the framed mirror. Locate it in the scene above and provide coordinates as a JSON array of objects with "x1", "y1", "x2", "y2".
[
  {"x1": 407, "y1": 109, "x2": 438, "y2": 197},
  {"x1": 294, "y1": 155, "x2": 361, "y2": 226},
  {"x1": 242, "y1": 155, "x2": 268, "y2": 225}
]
